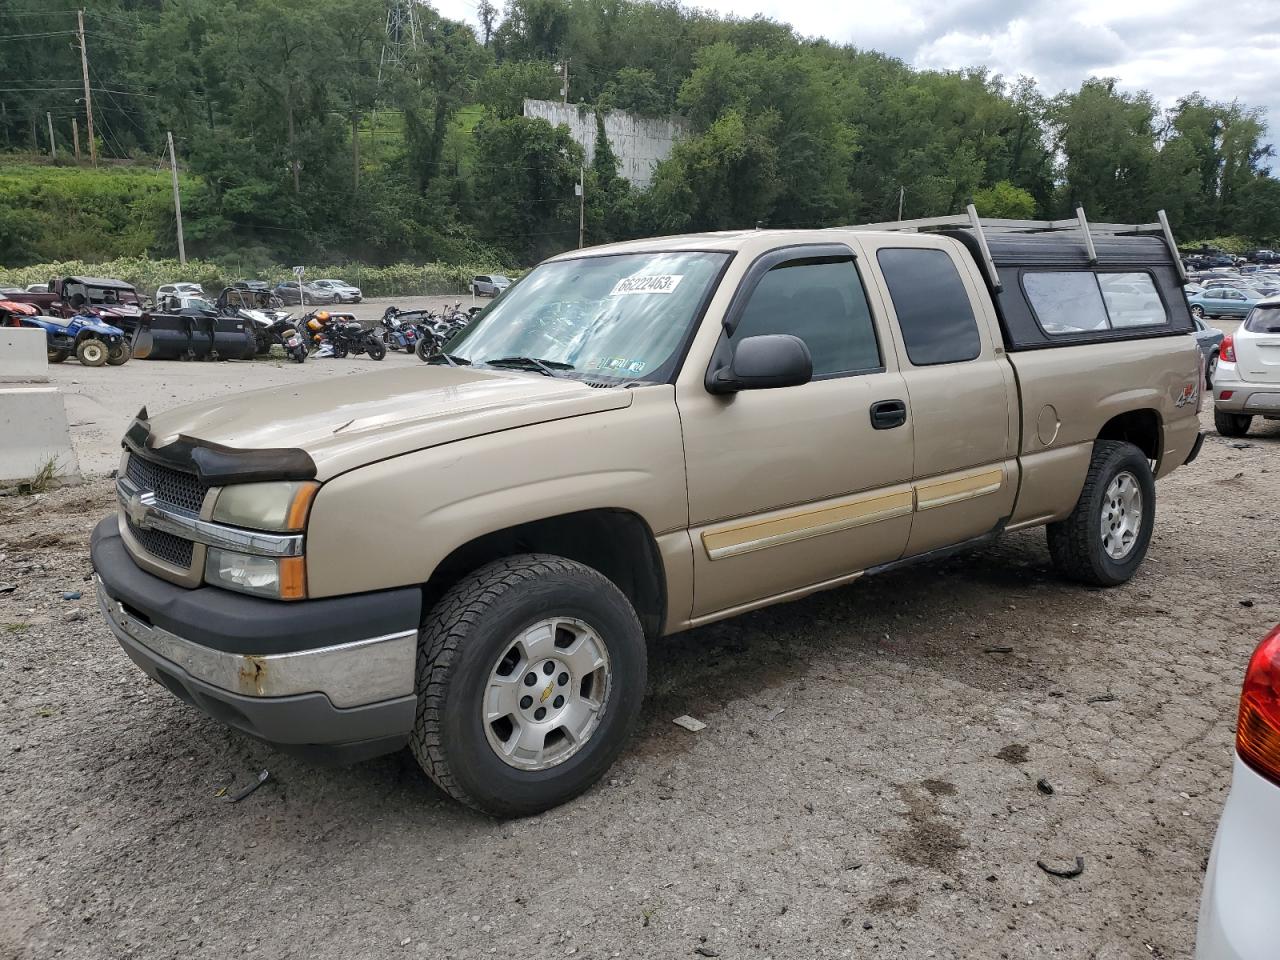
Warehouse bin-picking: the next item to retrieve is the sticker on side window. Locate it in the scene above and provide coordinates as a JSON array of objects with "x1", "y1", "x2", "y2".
[{"x1": 609, "y1": 274, "x2": 683, "y2": 296}]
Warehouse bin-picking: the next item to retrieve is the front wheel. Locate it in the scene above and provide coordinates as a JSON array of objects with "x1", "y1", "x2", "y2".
[
  {"x1": 1047, "y1": 440, "x2": 1155, "y2": 587},
  {"x1": 107, "y1": 342, "x2": 131, "y2": 366},
  {"x1": 1215, "y1": 409, "x2": 1253, "y2": 437},
  {"x1": 365, "y1": 338, "x2": 386, "y2": 361},
  {"x1": 47, "y1": 348, "x2": 69, "y2": 364},
  {"x1": 1206, "y1": 349, "x2": 1218, "y2": 388},
  {"x1": 416, "y1": 337, "x2": 435, "y2": 361},
  {"x1": 76, "y1": 339, "x2": 108, "y2": 367},
  {"x1": 411, "y1": 555, "x2": 647, "y2": 818},
  {"x1": 1190, "y1": 304, "x2": 1206, "y2": 319}
]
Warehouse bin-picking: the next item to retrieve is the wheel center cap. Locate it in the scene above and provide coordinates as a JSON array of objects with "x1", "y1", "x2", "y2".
[{"x1": 539, "y1": 681, "x2": 554, "y2": 705}]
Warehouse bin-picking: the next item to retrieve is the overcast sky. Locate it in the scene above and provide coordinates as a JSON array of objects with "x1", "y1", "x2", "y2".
[{"x1": 435, "y1": 0, "x2": 1280, "y2": 143}]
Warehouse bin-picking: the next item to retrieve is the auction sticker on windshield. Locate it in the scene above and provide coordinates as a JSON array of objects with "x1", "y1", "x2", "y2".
[{"x1": 610, "y1": 274, "x2": 683, "y2": 296}]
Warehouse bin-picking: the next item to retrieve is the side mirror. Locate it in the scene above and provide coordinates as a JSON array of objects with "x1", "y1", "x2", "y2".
[{"x1": 708, "y1": 334, "x2": 813, "y2": 394}]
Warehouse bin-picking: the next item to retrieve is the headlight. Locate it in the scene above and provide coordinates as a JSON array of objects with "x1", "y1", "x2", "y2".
[
  {"x1": 205, "y1": 548, "x2": 306, "y2": 600},
  {"x1": 211, "y1": 481, "x2": 318, "y2": 531}
]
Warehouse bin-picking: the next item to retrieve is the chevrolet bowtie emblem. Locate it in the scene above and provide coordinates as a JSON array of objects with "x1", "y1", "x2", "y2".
[
  {"x1": 126, "y1": 489, "x2": 158, "y2": 529},
  {"x1": 540, "y1": 683, "x2": 554, "y2": 704}
]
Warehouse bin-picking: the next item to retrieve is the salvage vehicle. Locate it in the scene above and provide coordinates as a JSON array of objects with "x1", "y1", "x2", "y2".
[
  {"x1": 91, "y1": 209, "x2": 1204, "y2": 817},
  {"x1": 22, "y1": 311, "x2": 131, "y2": 365},
  {"x1": 1188, "y1": 286, "x2": 1264, "y2": 319},
  {"x1": 13, "y1": 276, "x2": 145, "y2": 325},
  {"x1": 1193, "y1": 317, "x2": 1224, "y2": 386},
  {"x1": 1212, "y1": 297, "x2": 1280, "y2": 436},
  {"x1": 311, "y1": 278, "x2": 363, "y2": 303},
  {"x1": 1196, "y1": 623, "x2": 1280, "y2": 960}
]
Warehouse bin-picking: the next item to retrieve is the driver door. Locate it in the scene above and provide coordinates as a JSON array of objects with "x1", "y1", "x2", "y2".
[{"x1": 676, "y1": 245, "x2": 915, "y2": 619}]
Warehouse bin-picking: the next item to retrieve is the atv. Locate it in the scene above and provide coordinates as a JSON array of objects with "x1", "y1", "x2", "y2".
[{"x1": 21, "y1": 311, "x2": 131, "y2": 366}]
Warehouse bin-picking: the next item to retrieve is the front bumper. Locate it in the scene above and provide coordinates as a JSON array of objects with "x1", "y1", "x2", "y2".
[
  {"x1": 1197, "y1": 756, "x2": 1280, "y2": 959},
  {"x1": 91, "y1": 516, "x2": 421, "y2": 763}
]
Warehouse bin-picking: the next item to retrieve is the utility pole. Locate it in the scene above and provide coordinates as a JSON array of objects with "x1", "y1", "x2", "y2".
[
  {"x1": 72, "y1": 119, "x2": 81, "y2": 161},
  {"x1": 898, "y1": 185, "x2": 905, "y2": 222},
  {"x1": 577, "y1": 164, "x2": 585, "y2": 249},
  {"x1": 46, "y1": 113, "x2": 57, "y2": 159},
  {"x1": 167, "y1": 131, "x2": 187, "y2": 266},
  {"x1": 352, "y1": 112, "x2": 359, "y2": 190},
  {"x1": 560, "y1": 59, "x2": 570, "y2": 104},
  {"x1": 77, "y1": 9, "x2": 97, "y2": 167}
]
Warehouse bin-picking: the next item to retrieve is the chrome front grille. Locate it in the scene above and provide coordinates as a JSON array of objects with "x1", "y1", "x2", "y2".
[
  {"x1": 125, "y1": 517, "x2": 194, "y2": 569},
  {"x1": 125, "y1": 454, "x2": 209, "y2": 514}
]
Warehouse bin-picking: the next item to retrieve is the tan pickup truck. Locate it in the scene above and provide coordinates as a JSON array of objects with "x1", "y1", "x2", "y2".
[{"x1": 92, "y1": 211, "x2": 1205, "y2": 816}]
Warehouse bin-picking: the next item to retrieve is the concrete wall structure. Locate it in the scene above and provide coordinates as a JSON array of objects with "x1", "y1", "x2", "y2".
[
  {"x1": 0, "y1": 328, "x2": 81, "y2": 485},
  {"x1": 522, "y1": 99, "x2": 686, "y2": 189}
]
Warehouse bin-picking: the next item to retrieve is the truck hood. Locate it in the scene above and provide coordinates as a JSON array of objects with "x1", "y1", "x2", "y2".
[{"x1": 139, "y1": 366, "x2": 634, "y2": 480}]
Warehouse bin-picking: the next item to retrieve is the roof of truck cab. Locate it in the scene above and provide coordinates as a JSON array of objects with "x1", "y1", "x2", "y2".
[
  {"x1": 67, "y1": 276, "x2": 135, "y2": 288},
  {"x1": 543, "y1": 228, "x2": 953, "y2": 261}
]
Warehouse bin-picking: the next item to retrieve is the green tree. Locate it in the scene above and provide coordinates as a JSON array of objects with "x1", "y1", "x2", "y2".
[{"x1": 973, "y1": 181, "x2": 1036, "y2": 219}]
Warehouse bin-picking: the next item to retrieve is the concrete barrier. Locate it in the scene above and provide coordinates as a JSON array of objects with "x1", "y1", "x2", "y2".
[{"x1": 0, "y1": 328, "x2": 81, "y2": 486}]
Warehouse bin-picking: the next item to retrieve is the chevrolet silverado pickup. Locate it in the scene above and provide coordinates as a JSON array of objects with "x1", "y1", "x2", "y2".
[{"x1": 92, "y1": 210, "x2": 1205, "y2": 817}]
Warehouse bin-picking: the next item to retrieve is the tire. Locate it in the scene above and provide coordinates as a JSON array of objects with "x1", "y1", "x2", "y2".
[
  {"x1": 331, "y1": 342, "x2": 347, "y2": 359},
  {"x1": 404, "y1": 344, "x2": 415, "y2": 354},
  {"x1": 106, "y1": 342, "x2": 131, "y2": 366},
  {"x1": 411, "y1": 555, "x2": 647, "y2": 818},
  {"x1": 1215, "y1": 408, "x2": 1253, "y2": 437},
  {"x1": 76, "y1": 339, "x2": 108, "y2": 367},
  {"x1": 1190, "y1": 304, "x2": 1205, "y2": 318},
  {"x1": 1046, "y1": 440, "x2": 1155, "y2": 587},
  {"x1": 416, "y1": 337, "x2": 435, "y2": 361},
  {"x1": 47, "y1": 349, "x2": 69, "y2": 364},
  {"x1": 366, "y1": 338, "x2": 386, "y2": 361},
  {"x1": 1205, "y1": 349, "x2": 1218, "y2": 389}
]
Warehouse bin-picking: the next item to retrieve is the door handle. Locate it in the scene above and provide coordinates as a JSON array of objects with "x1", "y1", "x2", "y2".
[{"x1": 870, "y1": 399, "x2": 907, "y2": 430}]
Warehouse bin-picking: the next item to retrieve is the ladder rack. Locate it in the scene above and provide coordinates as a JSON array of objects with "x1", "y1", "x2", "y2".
[{"x1": 842, "y1": 205, "x2": 1187, "y2": 290}]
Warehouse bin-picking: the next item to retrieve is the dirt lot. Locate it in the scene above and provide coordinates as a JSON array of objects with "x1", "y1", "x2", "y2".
[{"x1": 2, "y1": 347, "x2": 1278, "y2": 959}]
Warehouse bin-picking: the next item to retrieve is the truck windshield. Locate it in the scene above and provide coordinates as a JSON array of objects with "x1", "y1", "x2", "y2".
[{"x1": 446, "y1": 251, "x2": 729, "y2": 381}]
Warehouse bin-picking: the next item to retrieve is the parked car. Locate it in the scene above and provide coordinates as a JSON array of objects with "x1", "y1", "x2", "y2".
[
  {"x1": 25, "y1": 282, "x2": 49, "y2": 293},
  {"x1": 1193, "y1": 316, "x2": 1225, "y2": 385},
  {"x1": 272, "y1": 280, "x2": 338, "y2": 305},
  {"x1": 310, "y1": 279, "x2": 362, "y2": 303},
  {"x1": 1196, "y1": 624, "x2": 1280, "y2": 960},
  {"x1": 471, "y1": 274, "x2": 511, "y2": 297},
  {"x1": 1212, "y1": 297, "x2": 1280, "y2": 436},
  {"x1": 90, "y1": 215, "x2": 1205, "y2": 818},
  {"x1": 1188, "y1": 286, "x2": 1264, "y2": 319},
  {"x1": 156, "y1": 282, "x2": 206, "y2": 301}
]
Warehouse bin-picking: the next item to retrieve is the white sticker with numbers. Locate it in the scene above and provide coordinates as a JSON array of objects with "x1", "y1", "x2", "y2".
[{"x1": 609, "y1": 274, "x2": 683, "y2": 296}]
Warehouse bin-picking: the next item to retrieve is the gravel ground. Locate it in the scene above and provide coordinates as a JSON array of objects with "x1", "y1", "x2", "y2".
[{"x1": 3, "y1": 372, "x2": 1277, "y2": 959}]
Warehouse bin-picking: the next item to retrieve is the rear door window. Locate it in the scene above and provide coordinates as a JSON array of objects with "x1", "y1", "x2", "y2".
[{"x1": 877, "y1": 248, "x2": 982, "y2": 365}]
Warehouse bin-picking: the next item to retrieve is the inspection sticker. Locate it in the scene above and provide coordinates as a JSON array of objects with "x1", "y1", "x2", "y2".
[{"x1": 609, "y1": 274, "x2": 683, "y2": 296}]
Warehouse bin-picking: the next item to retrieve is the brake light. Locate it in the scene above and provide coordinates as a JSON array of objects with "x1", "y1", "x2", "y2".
[
  {"x1": 1221, "y1": 334, "x2": 1236, "y2": 363},
  {"x1": 1237, "y1": 625, "x2": 1280, "y2": 786}
]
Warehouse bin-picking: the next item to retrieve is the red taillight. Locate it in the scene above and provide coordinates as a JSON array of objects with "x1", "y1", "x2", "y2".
[
  {"x1": 1238, "y1": 625, "x2": 1280, "y2": 785},
  {"x1": 1221, "y1": 334, "x2": 1236, "y2": 363}
]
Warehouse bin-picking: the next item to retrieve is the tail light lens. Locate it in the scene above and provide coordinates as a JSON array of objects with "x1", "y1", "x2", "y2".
[
  {"x1": 1221, "y1": 334, "x2": 1236, "y2": 363},
  {"x1": 1238, "y1": 625, "x2": 1280, "y2": 785}
]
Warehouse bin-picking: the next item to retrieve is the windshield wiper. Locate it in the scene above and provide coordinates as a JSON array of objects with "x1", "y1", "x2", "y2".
[
  {"x1": 482, "y1": 356, "x2": 574, "y2": 377},
  {"x1": 424, "y1": 353, "x2": 471, "y2": 366}
]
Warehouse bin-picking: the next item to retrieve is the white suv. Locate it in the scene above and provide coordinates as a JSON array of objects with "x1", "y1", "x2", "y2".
[
  {"x1": 1212, "y1": 298, "x2": 1280, "y2": 436},
  {"x1": 1197, "y1": 625, "x2": 1280, "y2": 959}
]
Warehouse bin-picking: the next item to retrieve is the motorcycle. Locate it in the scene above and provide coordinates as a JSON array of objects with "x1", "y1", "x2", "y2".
[
  {"x1": 378, "y1": 308, "x2": 420, "y2": 354},
  {"x1": 303, "y1": 310, "x2": 385, "y2": 361},
  {"x1": 264, "y1": 314, "x2": 308, "y2": 363}
]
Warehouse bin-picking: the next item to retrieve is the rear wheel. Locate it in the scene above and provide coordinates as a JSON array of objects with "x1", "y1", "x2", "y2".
[
  {"x1": 1206, "y1": 349, "x2": 1219, "y2": 388},
  {"x1": 76, "y1": 339, "x2": 108, "y2": 367},
  {"x1": 1215, "y1": 409, "x2": 1253, "y2": 437},
  {"x1": 107, "y1": 342, "x2": 131, "y2": 366},
  {"x1": 1190, "y1": 304, "x2": 1206, "y2": 319},
  {"x1": 411, "y1": 555, "x2": 647, "y2": 818},
  {"x1": 1047, "y1": 440, "x2": 1155, "y2": 587}
]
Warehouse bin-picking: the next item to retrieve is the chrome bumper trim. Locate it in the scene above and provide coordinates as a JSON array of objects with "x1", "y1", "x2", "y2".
[
  {"x1": 95, "y1": 576, "x2": 416, "y2": 707},
  {"x1": 117, "y1": 476, "x2": 303, "y2": 558}
]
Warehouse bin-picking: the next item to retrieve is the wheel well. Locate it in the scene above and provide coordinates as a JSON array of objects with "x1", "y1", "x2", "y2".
[
  {"x1": 1097, "y1": 409, "x2": 1161, "y2": 462},
  {"x1": 422, "y1": 509, "x2": 667, "y2": 640}
]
